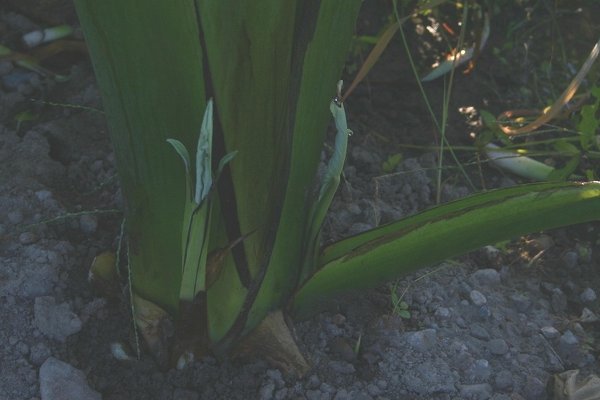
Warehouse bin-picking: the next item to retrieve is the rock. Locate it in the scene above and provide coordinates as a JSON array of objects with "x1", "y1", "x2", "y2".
[
  {"x1": 470, "y1": 290, "x2": 487, "y2": 306},
  {"x1": 258, "y1": 382, "x2": 275, "y2": 400},
  {"x1": 34, "y1": 296, "x2": 82, "y2": 342},
  {"x1": 487, "y1": 339, "x2": 508, "y2": 356},
  {"x1": 405, "y1": 329, "x2": 437, "y2": 351},
  {"x1": 329, "y1": 337, "x2": 356, "y2": 362},
  {"x1": 493, "y1": 370, "x2": 513, "y2": 391},
  {"x1": 79, "y1": 214, "x2": 98, "y2": 235},
  {"x1": 400, "y1": 360, "x2": 456, "y2": 396},
  {"x1": 459, "y1": 383, "x2": 493, "y2": 400},
  {"x1": 19, "y1": 231, "x2": 37, "y2": 245},
  {"x1": 560, "y1": 330, "x2": 579, "y2": 347},
  {"x1": 551, "y1": 288, "x2": 567, "y2": 313},
  {"x1": 8, "y1": 210, "x2": 24, "y2": 224},
  {"x1": 470, "y1": 323, "x2": 490, "y2": 340},
  {"x1": 434, "y1": 306, "x2": 451, "y2": 319},
  {"x1": 562, "y1": 251, "x2": 578, "y2": 269},
  {"x1": 329, "y1": 360, "x2": 355, "y2": 375},
  {"x1": 509, "y1": 293, "x2": 531, "y2": 312},
  {"x1": 39, "y1": 357, "x2": 101, "y2": 400},
  {"x1": 580, "y1": 288, "x2": 597, "y2": 303},
  {"x1": 466, "y1": 359, "x2": 491, "y2": 382},
  {"x1": 540, "y1": 326, "x2": 560, "y2": 340},
  {"x1": 306, "y1": 375, "x2": 320, "y2": 390},
  {"x1": 470, "y1": 269, "x2": 501, "y2": 286},
  {"x1": 523, "y1": 376, "x2": 546, "y2": 400},
  {"x1": 29, "y1": 342, "x2": 51, "y2": 367}
]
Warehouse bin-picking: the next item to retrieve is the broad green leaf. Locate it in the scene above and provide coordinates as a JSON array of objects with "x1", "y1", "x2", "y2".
[{"x1": 292, "y1": 182, "x2": 600, "y2": 317}]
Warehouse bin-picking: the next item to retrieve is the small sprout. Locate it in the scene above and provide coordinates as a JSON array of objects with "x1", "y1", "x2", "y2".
[{"x1": 353, "y1": 333, "x2": 362, "y2": 356}]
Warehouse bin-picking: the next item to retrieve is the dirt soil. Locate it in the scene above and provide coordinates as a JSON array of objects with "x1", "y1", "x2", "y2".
[{"x1": 1, "y1": 2, "x2": 600, "y2": 400}]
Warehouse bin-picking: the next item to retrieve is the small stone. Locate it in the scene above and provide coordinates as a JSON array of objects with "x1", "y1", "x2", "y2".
[
  {"x1": 493, "y1": 370, "x2": 513, "y2": 391},
  {"x1": 259, "y1": 382, "x2": 275, "y2": 400},
  {"x1": 306, "y1": 374, "x2": 320, "y2": 390},
  {"x1": 8, "y1": 210, "x2": 24, "y2": 224},
  {"x1": 35, "y1": 190, "x2": 53, "y2": 202},
  {"x1": 488, "y1": 339, "x2": 508, "y2": 356},
  {"x1": 434, "y1": 307, "x2": 451, "y2": 319},
  {"x1": 562, "y1": 251, "x2": 579, "y2": 269},
  {"x1": 560, "y1": 330, "x2": 579, "y2": 347},
  {"x1": 405, "y1": 328, "x2": 437, "y2": 351},
  {"x1": 580, "y1": 308, "x2": 599, "y2": 323},
  {"x1": 523, "y1": 376, "x2": 545, "y2": 400},
  {"x1": 509, "y1": 293, "x2": 531, "y2": 312},
  {"x1": 459, "y1": 383, "x2": 492, "y2": 400},
  {"x1": 470, "y1": 290, "x2": 487, "y2": 306},
  {"x1": 39, "y1": 357, "x2": 101, "y2": 400},
  {"x1": 466, "y1": 359, "x2": 491, "y2": 382},
  {"x1": 580, "y1": 288, "x2": 597, "y2": 303},
  {"x1": 17, "y1": 342, "x2": 29, "y2": 355},
  {"x1": 19, "y1": 231, "x2": 37, "y2": 244},
  {"x1": 470, "y1": 323, "x2": 490, "y2": 340},
  {"x1": 551, "y1": 288, "x2": 567, "y2": 313},
  {"x1": 471, "y1": 269, "x2": 501, "y2": 286},
  {"x1": 79, "y1": 214, "x2": 98, "y2": 235},
  {"x1": 329, "y1": 337, "x2": 356, "y2": 362},
  {"x1": 34, "y1": 296, "x2": 82, "y2": 342},
  {"x1": 329, "y1": 360, "x2": 355, "y2": 375},
  {"x1": 540, "y1": 326, "x2": 560, "y2": 340},
  {"x1": 331, "y1": 313, "x2": 346, "y2": 326}
]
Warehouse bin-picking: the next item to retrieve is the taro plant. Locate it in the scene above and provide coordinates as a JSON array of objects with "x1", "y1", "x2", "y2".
[{"x1": 74, "y1": 0, "x2": 600, "y2": 371}]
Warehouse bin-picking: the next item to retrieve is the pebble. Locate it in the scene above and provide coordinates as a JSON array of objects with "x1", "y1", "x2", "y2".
[
  {"x1": 19, "y1": 231, "x2": 37, "y2": 245},
  {"x1": 434, "y1": 307, "x2": 451, "y2": 319},
  {"x1": 471, "y1": 269, "x2": 501, "y2": 286},
  {"x1": 580, "y1": 288, "x2": 597, "y2": 303},
  {"x1": 562, "y1": 251, "x2": 579, "y2": 269},
  {"x1": 487, "y1": 339, "x2": 508, "y2": 356},
  {"x1": 34, "y1": 296, "x2": 82, "y2": 342},
  {"x1": 466, "y1": 359, "x2": 491, "y2": 382},
  {"x1": 8, "y1": 210, "x2": 24, "y2": 224},
  {"x1": 39, "y1": 357, "x2": 101, "y2": 400},
  {"x1": 470, "y1": 290, "x2": 487, "y2": 306},
  {"x1": 79, "y1": 214, "x2": 98, "y2": 235},
  {"x1": 560, "y1": 330, "x2": 579, "y2": 347},
  {"x1": 258, "y1": 382, "x2": 275, "y2": 400},
  {"x1": 509, "y1": 293, "x2": 531, "y2": 312},
  {"x1": 329, "y1": 337, "x2": 356, "y2": 361},
  {"x1": 523, "y1": 376, "x2": 546, "y2": 400},
  {"x1": 35, "y1": 190, "x2": 53, "y2": 202},
  {"x1": 405, "y1": 329, "x2": 437, "y2": 351},
  {"x1": 459, "y1": 383, "x2": 493, "y2": 400},
  {"x1": 551, "y1": 288, "x2": 567, "y2": 313},
  {"x1": 470, "y1": 323, "x2": 490, "y2": 340},
  {"x1": 493, "y1": 370, "x2": 513, "y2": 391},
  {"x1": 328, "y1": 360, "x2": 355, "y2": 375},
  {"x1": 540, "y1": 326, "x2": 560, "y2": 340}
]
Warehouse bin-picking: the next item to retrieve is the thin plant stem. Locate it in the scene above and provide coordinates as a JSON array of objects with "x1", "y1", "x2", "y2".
[{"x1": 392, "y1": 1, "x2": 476, "y2": 200}]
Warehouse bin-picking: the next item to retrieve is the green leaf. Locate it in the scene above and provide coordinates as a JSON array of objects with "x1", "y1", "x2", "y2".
[
  {"x1": 216, "y1": 151, "x2": 238, "y2": 178},
  {"x1": 382, "y1": 153, "x2": 402, "y2": 173},
  {"x1": 292, "y1": 182, "x2": 600, "y2": 318},
  {"x1": 166, "y1": 139, "x2": 191, "y2": 177}
]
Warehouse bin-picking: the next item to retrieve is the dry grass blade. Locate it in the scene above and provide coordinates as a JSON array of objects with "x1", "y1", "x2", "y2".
[
  {"x1": 498, "y1": 36, "x2": 600, "y2": 136},
  {"x1": 341, "y1": 22, "x2": 399, "y2": 102}
]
